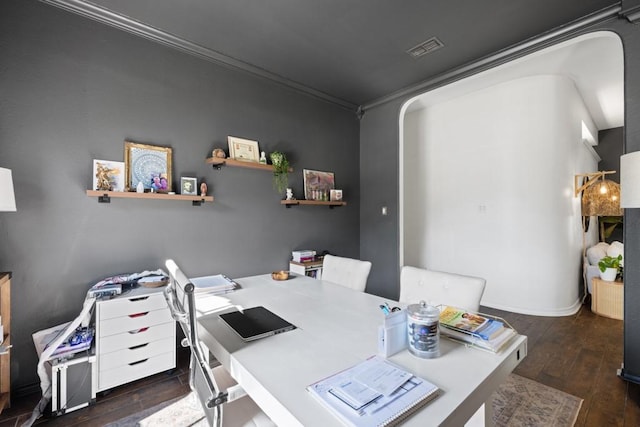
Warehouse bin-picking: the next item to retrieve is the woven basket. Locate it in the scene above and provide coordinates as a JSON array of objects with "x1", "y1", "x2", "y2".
[{"x1": 592, "y1": 278, "x2": 624, "y2": 320}]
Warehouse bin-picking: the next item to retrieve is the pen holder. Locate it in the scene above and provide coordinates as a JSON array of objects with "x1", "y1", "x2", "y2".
[{"x1": 377, "y1": 309, "x2": 407, "y2": 357}]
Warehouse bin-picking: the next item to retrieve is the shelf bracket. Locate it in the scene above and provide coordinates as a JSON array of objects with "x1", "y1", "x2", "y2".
[
  {"x1": 98, "y1": 193, "x2": 111, "y2": 203},
  {"x1": 211, "y1": 164, "x2": 223, "y2": 170},
  {"x1": 192, "y1": 200, "x2": 203, "y2": 206}
]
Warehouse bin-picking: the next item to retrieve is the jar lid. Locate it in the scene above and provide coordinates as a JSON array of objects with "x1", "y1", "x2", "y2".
[{"x1": 407, "y1": 300, "x2": 440, "y2": 319}]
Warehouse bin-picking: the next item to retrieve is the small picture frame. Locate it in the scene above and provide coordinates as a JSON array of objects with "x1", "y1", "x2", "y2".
[
  {"x1": 181, "y1": 177, "x2": 198, "y2": 195},
  {"x1": 125, "y1": 141, "x2": 172, "y2": 192},
  {"x1": 330, "y1": 189, "x2": 343, "y2": 201},
  {"x1": 303, "y1": 169, "x2": 335, "y2": 200},
  {"x1": 93, "y1": 160, "x2": 125, "y2": 192},
  {"x1": 228, "y1": 136, "x2": 260, "y2": 162}
]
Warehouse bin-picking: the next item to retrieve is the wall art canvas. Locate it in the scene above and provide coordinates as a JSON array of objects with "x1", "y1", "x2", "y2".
[
  {"x1": 303, "y1": 169, "x2": 335, "y2": 200},
  {"x1": 92, "y1": 159, "x2": 125, "y2": 192},
  {"x1": 124, "y1": 141, "x2": 172, "y2": 192}
]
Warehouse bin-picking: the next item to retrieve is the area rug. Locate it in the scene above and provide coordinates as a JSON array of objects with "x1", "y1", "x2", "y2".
[
  {"x1": 107, "y1": 374, "x2": 582, "y2": 427},
  {"x1": 492, "y1": 374, "x2": 583, "y2": 427},
  {"x1": 104, "y1": 393, "x2": 207, "y2": 427}
]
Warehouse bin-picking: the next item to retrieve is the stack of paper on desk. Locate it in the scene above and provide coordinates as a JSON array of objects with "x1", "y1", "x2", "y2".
[
  {"x1": 189, "y1": 274, "x2": 238, "y2": 295},
  {"x1": 307, "y1": 355, "x2": 440, "y2": 427}
]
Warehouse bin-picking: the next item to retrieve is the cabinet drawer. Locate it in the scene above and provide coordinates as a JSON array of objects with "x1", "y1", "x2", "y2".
[
  {"x1": 99, "y1": 322, "x2": 174, "y2": 354},
  {"x1": 98, "y1": 351, "x2": 175, "y2": 392},
  {"x1": 98, "y1": 294, "x2": 167, "y2": 321},
  {"x1": 99, "y1": 308, "x2": 172, "y2": 337},
  {"x1": 99, "y1": 337, "x2": 174, "y2": 371}
]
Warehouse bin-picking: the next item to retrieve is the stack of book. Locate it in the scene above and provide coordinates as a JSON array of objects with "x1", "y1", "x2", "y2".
[
  {"x1": 189, "y1": 274, "x2": 238, "y2": 295},
  {"x1": 292, "y1": 250, "x2": 316, "y2": 262},
  {"x1": 438, "y1": 306, "x2": 516, "y2": 353}
]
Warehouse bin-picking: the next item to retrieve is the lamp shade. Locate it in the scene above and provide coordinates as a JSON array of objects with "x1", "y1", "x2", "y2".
[
  {"x1": 581, "y1": 178, "x2": 621, "y2": 216},
  {"x1": 621, "y1": 151, "x2": 640, "y2": 208},
  {"x1": 0, "y1": 167, "x2": 16, "y2": 212}
]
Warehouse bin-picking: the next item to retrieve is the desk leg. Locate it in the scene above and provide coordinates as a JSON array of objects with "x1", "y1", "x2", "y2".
[{"x1": 465, "y1": 401, "x2": 494, "y2": 427}]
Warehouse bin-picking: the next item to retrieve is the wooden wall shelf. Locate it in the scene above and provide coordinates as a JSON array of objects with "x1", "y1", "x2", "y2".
[
  {"x1": 281, "y1": 200, "x2": 346, "y2": 209},
  {"x1": 206, "y1": 157, "x2": 293, "y2": 172},
  {"x1": 86, "y1": 190, "x2": 213, "y2": 206}
]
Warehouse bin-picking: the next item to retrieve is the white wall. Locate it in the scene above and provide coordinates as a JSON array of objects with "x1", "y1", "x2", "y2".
[{"x1": 403, "y1": 75, "x2": 598, "y2": 315}]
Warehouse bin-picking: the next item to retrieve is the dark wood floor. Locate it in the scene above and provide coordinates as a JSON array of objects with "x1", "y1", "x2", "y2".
[{"x1": 1, "y1": 301, "x2": 639, "y2": 426}]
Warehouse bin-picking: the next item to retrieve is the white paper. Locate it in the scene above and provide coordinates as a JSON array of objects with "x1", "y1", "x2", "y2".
[{"x1": 353, "y1": 361, "x2": 413, "y2": 396}]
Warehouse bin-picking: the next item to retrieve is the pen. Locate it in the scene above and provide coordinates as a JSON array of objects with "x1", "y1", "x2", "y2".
[
  {"x1": 384, "y1": 302, "x2": 391, "y2": 311},
  {"x1": 379, "y1": 304, "x2": 390, "y2": 315}
]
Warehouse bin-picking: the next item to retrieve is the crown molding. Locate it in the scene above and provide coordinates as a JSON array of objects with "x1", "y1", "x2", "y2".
[{"x1": 39, "y1": 0, "x2": 359, "y2": 112}]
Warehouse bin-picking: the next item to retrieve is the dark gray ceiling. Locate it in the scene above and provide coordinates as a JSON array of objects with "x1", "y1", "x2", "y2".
[{"x1": 42, "y1": 0, "x2": 619, "y2": 109}]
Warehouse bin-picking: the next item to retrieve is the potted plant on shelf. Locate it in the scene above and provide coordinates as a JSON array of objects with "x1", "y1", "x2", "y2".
[
  {"x1": 270, "y1": 151, "x2": 290, "y2": 195},
  {"x1": 598, "y1": 254, "x2": 623, "y2": 281}
]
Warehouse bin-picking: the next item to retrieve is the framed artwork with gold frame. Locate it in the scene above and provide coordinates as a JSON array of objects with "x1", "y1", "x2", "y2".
[{"x1": 124, "y1": 141, "x2": 173, "y2": 192}]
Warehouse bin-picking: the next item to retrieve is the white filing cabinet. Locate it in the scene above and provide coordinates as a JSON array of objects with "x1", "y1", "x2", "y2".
[{"x1": 95, "y1": 287, "x2": 175, "y2": 392}]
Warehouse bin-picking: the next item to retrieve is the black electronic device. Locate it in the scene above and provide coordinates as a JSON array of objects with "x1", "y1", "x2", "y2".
[{"x1": 219, "y1": 306, "x2": 296, "y2": 342}]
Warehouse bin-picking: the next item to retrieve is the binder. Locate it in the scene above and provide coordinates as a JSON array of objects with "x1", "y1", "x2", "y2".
[{"x1": 307, "y1": 355, "x2": 440, "y2": 426}]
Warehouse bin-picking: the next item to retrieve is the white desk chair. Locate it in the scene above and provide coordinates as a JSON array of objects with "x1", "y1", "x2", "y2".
[
  {"x1": 164, "y1": 259, "x2": 275, "y2": 427},
  {"x1": 321, "y1": 254, "x2": 372, "y2": 292},
  {"x1": 399, "y1": 266, "x2": 486, "y2": 312}
]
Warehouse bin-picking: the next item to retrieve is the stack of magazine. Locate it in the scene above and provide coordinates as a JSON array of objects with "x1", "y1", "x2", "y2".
[
  {"x1": 189, "y1": 274, "x2": 238, "y2": 295},
  {"x1": 438, "y1": 306, "x2": 516, "y2": 353}
]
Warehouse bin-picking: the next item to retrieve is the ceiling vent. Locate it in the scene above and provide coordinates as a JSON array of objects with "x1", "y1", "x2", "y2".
[{"x1": 406, "y1": 37, "x2": 444, "y2": 59}]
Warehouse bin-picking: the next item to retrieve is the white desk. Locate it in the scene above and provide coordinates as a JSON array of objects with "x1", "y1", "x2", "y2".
[{"x1": 196, "y1": 274, "x2": 527, "y2": 426}]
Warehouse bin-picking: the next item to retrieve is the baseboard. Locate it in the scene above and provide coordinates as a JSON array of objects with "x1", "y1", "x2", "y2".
[{"x1": 481, "y1": 298, "x2": 582, "y2": 317}]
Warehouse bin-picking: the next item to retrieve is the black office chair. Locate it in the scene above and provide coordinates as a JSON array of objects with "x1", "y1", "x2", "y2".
[{"x1": 164, "y1": 259, "x2": 275, "y2": 427}]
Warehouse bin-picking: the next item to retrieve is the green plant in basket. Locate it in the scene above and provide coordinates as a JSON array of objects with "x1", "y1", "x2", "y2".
[{"x1": 270, "y1": 151, "x2": 290, "y2": 195}]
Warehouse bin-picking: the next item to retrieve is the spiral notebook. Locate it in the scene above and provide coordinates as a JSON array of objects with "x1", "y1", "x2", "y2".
[{"x1": 307, "y1": 355, "x2": 440, "y2": 427}]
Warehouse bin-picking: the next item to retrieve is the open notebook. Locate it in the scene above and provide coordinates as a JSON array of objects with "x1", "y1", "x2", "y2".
[{"x1": 219, "y1": 306, "x2": 296, "y2": 342}]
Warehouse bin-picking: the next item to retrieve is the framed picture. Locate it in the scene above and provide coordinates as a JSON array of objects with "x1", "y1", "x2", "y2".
[
  {"x1": 330, "y1": 189, "x2": 343, "y2": 201},
  {"x1": 181, "y1": 177, "x2": 198, "y2": 195},
  {"x1": 303, "y1": 169, "x2": 335, "y2": 200},
  {"x1": 228, "y1": 136, "x2": 260, "y2": 162},
  {"x1": 92, "y1": 159, "x2": 125, "y2": 192},
  {"x1": 124, "y1": 141, "x2": 172, "y2": 192}
]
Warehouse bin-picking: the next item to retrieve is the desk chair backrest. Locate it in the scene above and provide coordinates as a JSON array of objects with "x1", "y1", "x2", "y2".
[
  {"x1": 165, "y1": 259, "x2": 223, "y2": 426},
  {"x1": 321, "y1": 254, "x2": 372, "y2": 292},
  {"x1": 164, "y1": 260, "x2": 276, "y2": 427},
  {"x1": 399, "y1": 266, "x2": 486, "y2": 313}
]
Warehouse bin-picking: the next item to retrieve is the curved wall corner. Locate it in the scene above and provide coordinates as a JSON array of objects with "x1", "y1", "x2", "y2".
[
  {"x1": 399, "y1": 31, "x2": 621, "y2": 316},
  {"x1": 402, "y1": 75, "x2": 597, "y2": 316}
]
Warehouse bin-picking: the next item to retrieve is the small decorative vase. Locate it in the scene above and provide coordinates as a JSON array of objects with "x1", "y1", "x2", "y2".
[{"x1": 599, "y1": 267, "x2": 618, "y2": 281}]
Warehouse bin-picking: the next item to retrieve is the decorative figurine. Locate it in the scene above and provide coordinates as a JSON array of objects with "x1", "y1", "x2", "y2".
[
  {"x1": 212, "y1": 148, "x2": 226, "y2": 158},
  {"x1": 200, "y1": 181, "x2": 208, "y2": 197},
  {"x1": 259, "y1": 151, "x2": 267, "y2": 164},
  {"x1": 286, "y1": 188, "x2": 294, "y2": 200},
  {"x1": 136, "y1": 181, "x2": 144, "y2": 193}
]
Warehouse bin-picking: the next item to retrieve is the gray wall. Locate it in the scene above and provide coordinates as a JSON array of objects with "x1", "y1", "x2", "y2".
[
  {"x1": 0, "y1": 0, "x2": 360, "y2": 390},
  {"x1": 360, "y1": 21, "x2": 640, "y2": 379}
]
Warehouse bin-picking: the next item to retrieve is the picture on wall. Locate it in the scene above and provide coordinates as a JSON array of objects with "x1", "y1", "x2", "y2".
[
  {"x1": 303, "y1": 169, "x2": 335, "y2": 200},
  {"x1": 181, "y1": 177, "x2": 198, "y2": 195},
  {"x1": 124, "y1": 141, "x2": 173, "y2": 192},
  {"x1": 227, "y1": 136, "x2": 260, "y2": 162},
  {"x1": 92, "y1": 159, "x2": 125, "y2": 192}
]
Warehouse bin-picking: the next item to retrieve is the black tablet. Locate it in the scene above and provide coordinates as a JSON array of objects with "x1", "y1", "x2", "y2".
[{"x1": 219, "y1": 306, "x2": 296, "y2": 342}]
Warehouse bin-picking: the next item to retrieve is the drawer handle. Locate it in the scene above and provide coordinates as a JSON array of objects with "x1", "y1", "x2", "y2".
[
  {"x1": 129, "y1": 343, "x2": 149, "y2": 350},
  {"x1": 129, "y1": 312, "x2": 149, "y2": 318},
  {"x1": 128, "y1": 327, "x2": 149, "y2": 334},
  {"x1": 129, "y1": 358, "x2": 148, "y2": 366},
  {"x1": 129, "y1": 297, "x2": 150, "y2": 302}
]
